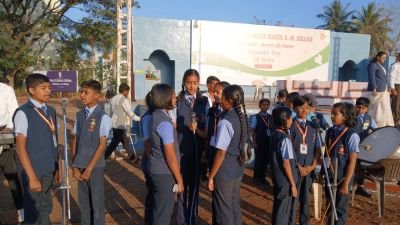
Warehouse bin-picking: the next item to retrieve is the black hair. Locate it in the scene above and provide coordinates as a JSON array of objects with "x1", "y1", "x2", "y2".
[
  {"x1": 215, "y1": 81, "x2": 230, "y2": 89},
  {"x1": 118, "y1": 83, "x2": 130, "y2": 93},
  {"x1": 151, "y1": 83, "x2": 175, "y2": 110},
  {"x1": 144, "y1": 90, "x2": 155, "y2": 114},
  {"x1": 272, "y1": 106, "x2": 293, "y2": 129},
  {"x1": 355, "y1": 97, "x2": 370, "y2": 107},
  {"x1": 286, "y1": 92, "x2": 300, "y2": 102},
  {"x1": 371, "y1": 51, "x2": 387, "y2": 63},
  {"x1": 206, "y1": 75, "x2": 220, "y2": 84},
  {"x1": 332, "y1": 102, "x2": 357, "y2": 128},
  {"x1": 0, "y1": 77, "x2": 9, "y2": 84},
  {"x1": 303, "y1": 93, "x2": 318, "y2": 108},
  {"x1": 292, "y1": 95, "x2": 309, "y2": 108},
  {"x1": 259, "y1": 98, "x2": 271, "y2": 107},
  {"x1": 222, "y1": 84, "x2": 250, "y2": 164},
  {"x1": 179, "y1": 69, "x2": 200, "y2": 98},
  {"x1": 80, "y1": 79, "x2": 102, "y2": 93},
  {"x1": 25, "y1": 73, "x2": 50, "y2": 94},
  {"x1": 277, "y1": 89, "x2": 289, "y2": 98}
]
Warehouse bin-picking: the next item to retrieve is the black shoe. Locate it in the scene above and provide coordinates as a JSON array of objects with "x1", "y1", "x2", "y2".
[{"x1": 355, "y1": 186, "x2": 371, "y2": 197}]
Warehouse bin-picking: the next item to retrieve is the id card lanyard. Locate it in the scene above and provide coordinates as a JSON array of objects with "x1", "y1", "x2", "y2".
[
  {"x1": 259, "y1": 113, "x2": 271, "y2": 136},
  {"x1": 295, "y1": 120, "x2": 308, "y2": 155},
  {"x1": 325, "y1": 127, "x2": 349, "y2": 169},
  {"x1": 33, "y1": 107, "x2": 57, "y2": 147}
]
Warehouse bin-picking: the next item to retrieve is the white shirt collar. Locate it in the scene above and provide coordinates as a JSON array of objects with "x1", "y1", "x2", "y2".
[{"x1": 29, "y1": 98, "x2": 46, "y2": 109}]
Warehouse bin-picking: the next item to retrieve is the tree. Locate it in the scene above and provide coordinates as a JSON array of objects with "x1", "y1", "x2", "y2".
[
  {"x1": 0, "y1": 0, "x2": 80, "y2": 87},
  {"x1": 353, "y1": 2, "x2": 391, "y2": 56},
  {"x1": 316, "y1": 0, "x2": 355, "y2": 32}
]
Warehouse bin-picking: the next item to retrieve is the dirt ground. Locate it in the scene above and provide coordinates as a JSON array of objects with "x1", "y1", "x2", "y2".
[{"x1": 1, "y1": 97, "x2": 400, "y2": 225}]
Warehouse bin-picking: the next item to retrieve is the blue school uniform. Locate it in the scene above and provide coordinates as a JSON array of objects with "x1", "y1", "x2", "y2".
[
  {"x1": 270, "y1": 129, "x2": 299, "y2": 225},
  {"x1": 206, "y1": 105, "x2": 223, "y2": 169},
  {"x1": 251, "y1": 111, "x2": 273, "y2": 182},
  {"x1": 324, "y1": 126, "x2": 359, "y2": 225},
  {"x1": 176, "y1": 92, "x2": 208, "y2": 225},
  {"x1": 213, "y1": 108, "x2": 247, "y2": 225},
  {"x1": 291, "y1": 118, "x2": 321, "y2": 225},
  {"x1": 149, "y1": 109, "x2": 180, "y2": 225},
  {"x1": 13, "y1": 98, "x2": 59, "y2": 225},
  {"x1": 140, "y1": 112, "x2": 153, "y2": 225},
  {"x1": 73, "y1": 104, "x2": 112, "y2": 225}
]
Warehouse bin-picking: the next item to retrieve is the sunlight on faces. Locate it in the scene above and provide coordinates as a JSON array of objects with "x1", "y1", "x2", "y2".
[
  {"x1": 294, "y1": 103, "x2": 310, "y2": 119},
  {"x1": 356, "y1": 105, "x2": 368, "y2": 116},
  {"x1": 214, "y1": 84, "x2": 224, "y2": 104},
  {"x1": 184, "y1": 74, "x2": 199, "y2": 96},
  {"x1": 331, "y1": 107, "x2": 346, "y2": 126},
  {"x1": 80, "y1": 87, "x2": 100, "y2": 108},
  {"x1": 28, "y1": 82, "x2": 52, "y2": 104},
  {"x1": 259, "y1": 102, "x2": 270, "y2": 113}
]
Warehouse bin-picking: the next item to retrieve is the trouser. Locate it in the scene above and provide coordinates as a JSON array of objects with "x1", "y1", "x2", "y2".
[
  {"x1": 253, "y1": 143, "x2": 268, "y2": 181},
  {"x1": 392, "y1": 84, "x2": 400, "y2": 123},
  {"x1": 325, "y1": 182, "x2": 350, "y2": 225},
  {"x1": 272, "y1": 185, "x2": 296, "y2": 225},
  {"x1": 78, "y1": 167, "x2": 105, "y2": 225},
  {"x1": 104, "y1": 128, "x2": 135, "y2": 159},
  {"x1": 0, "y1": 147, "x2": 23, "y2": 210},
  {"x1": 150, "y1": 173, "x2": 176, "y2": 225},
  {"x1": 144, "y1": 174, "x2": 154, "y2": 225},
  {"x1": 177, "y1": 154, "x2": 201, "y2": 225},
  {"x1": 212, "y1": 177, "x2": 243, "y2": 225},
  {"x1": 20, "y1": 171, "x2": 54, "y2": 225},
  {"x1": 298, "y1": 175, "x2": 312, "y2": 225}
]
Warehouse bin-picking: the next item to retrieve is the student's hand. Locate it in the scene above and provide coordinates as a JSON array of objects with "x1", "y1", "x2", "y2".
[
  {"x1": 299, "y1": 166, "x2": 308, "y2": 177},
  {"x1": 208, "y1": 178, "x2": 215, "y2": 191},
  {"x1": 291, "y1": 185, "x2": 298, "y2": 198},
  {"x1": 391, "y1": 89, "x2": 397, "y2": 96},
  {"x1": 339, "y1": 184, "x2": 349, "y2": 195},
  {"x1": 177, "y1": 182, "x2": 184, "y2": 193},
  {"x1": 29, "y1": 177, "x2": 42, "y2": 192},
  {"x1": 189, "y1": 122, "x2": 197, "y2": 134},
  {"x1": 80, "y1": 168, "x2": 92, "y2": 181},
  {"x1": 72, "y1": 168, "x2": 83, "y2": 181}
]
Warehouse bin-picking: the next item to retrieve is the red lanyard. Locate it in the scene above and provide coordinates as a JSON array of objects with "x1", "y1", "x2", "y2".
[
  {"x1": 327, "y1": 127, "x2": 349, "y2": 156},
  {"x1": 258, "y1": 113, "x2": 270, "y2": 127},
  {"x1": 33, "y1": 108, "x2": 55, "y2": 133},
  {"x1": 295, "y1": 120, "x2": 308, "y2": 144}
]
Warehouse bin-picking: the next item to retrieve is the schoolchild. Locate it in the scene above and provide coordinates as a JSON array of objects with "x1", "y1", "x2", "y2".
[
  {"x1": 285, "y1": 92, "x2": 299, "y2": 118},
  {"x1": 141, "y1": 91, "x2": 155, "y2": 225},
  {"x1": 13, "y1": 73, "x2": 61, "y2": 225},
  {"x1": 176, "y1": 69, "x2": 208, "y2": 225},
  {"x1": 290, "y1": 95, "x2": 321, "y2": 225},
  {"x1": 268, "y1": 88, "x2": 288, "y2": 114},
  {"x1": 304, "y1": 93, "x2": 329, "y2": 130},
  {"x1": 71, "y1": 80, "x2": 112, "y2": 225},
  {"x1": 202, "y1": 75, "x2": 220, "y2": 108},
  {"x1": 270, "y1": 106, "x2": 299, "y2": 225},
  {"x1": 205, "y1": 81, "x2": 230, "y2": 172},
  {"x1": 207, "y1": 84, "x2": 251, "y2": 225},
  {"x1": 354, "y1": 97, "x2": 377, "y2": 197},
  {"x1": 148, "y1": 83, "x2": 184, "y2": 225},
  {"x1": 251, "y1": 98, "x2": 273, "y2": 185},
  {"x1": 324, "y1": 102, "x2": 359, "y2": 225}
]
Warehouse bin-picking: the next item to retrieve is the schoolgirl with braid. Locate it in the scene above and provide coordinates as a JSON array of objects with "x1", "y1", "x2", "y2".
[
  {"x1": 207, "y1": 84, "x2": 251, "y2": 225},
  {"x1": 176, "y1": 69, "x2": 209, "y2": 225}
]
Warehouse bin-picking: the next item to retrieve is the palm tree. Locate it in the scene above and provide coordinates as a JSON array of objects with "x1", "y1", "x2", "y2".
[
  {"x1": 353, "y1": 2, "x2": 391, "y2": 56},
  {"x1": 316, "y1": 0, "x2": 355, "y2": 32}
]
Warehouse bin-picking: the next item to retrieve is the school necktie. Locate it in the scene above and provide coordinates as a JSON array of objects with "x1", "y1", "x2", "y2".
[
  {"x1": 84, "y1": 109, "x2": 90, "y2": 119},
  {"x1": 188, "y1": 96, "x2": 195, "y2": 107},
  {"x1": 41, "y1": 106, "x2": 48, "y2": 116},
  {"x1": 300, "y1": 121, "x2": 306, "y2": 128}
]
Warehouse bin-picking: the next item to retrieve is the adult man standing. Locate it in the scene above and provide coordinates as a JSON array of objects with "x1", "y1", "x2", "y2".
[
  {"x1": 0, "y1": 80, "x2": 24, "y2": 223},
  {"x1": 390, "y1": 52, "x2": 400, "y2": 126},
  {"x1": 104, "y1": 84, "x2": 140, "y2": 161}
]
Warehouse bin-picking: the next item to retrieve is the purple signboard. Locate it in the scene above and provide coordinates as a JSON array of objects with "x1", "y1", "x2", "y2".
[{"x1": 46, "y1": 71, "x2": 78, "y2": 92}]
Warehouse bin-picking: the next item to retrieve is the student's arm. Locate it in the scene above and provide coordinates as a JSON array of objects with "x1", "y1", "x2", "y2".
[
  {"x1": 70, "y1": 121, "x2": 83, "y2": 181},
  {"x1": 164, "y1": 143, "x2": 184, "y2": 192},
  {"x1": 340, "y1": 133, "x2": 360, "y2": 195},
  {"x1": 208, "y1": 149, "x2": 226, "y2": 191},
  {"x1": 282, "y1": 159, "x2": 297, "y2": 197}
]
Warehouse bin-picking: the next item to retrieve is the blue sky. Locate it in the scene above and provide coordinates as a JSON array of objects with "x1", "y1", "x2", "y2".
[{"x1": 66, "y1": 0, "x2": 394, "y2": 29}]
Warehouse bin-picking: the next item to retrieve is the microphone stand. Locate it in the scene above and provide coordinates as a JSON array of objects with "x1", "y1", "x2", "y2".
[{"x1": 59, "y1": 100, "x2": 71, "y2": 224}]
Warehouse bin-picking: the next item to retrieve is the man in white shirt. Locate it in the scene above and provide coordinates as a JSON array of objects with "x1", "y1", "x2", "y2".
[
  {"x1": 202, "y1": 76, "x2": 220, "y2": 108},
  {"x1": 390, "y1": 52, "x2": 400, "y2": 125},
  {"x1": 104, "y1": 84, "x2": 140, "y2": 162},
  {"x1": 0, "y1": 81, "x2": 24, "y2": 222}
]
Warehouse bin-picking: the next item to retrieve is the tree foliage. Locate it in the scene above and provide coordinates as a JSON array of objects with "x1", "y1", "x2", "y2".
[{"x1": 316, "y1": 0, "x2": 355, "y2": 32}]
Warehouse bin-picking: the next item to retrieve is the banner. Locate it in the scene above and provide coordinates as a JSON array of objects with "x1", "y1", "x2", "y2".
[
  {"x1": 46, "y1": 71, "x2": 78, "y2": 92},
  {"x1": 191, "y1": 20, "x2": 331, "y2": 85}
]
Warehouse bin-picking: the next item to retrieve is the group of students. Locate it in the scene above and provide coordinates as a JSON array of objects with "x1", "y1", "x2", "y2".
[{"x1": 12, "y1": 71, "x2": 377, "y2": 225}]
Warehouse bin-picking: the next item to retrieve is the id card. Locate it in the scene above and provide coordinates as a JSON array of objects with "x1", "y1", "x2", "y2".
[
  {"x1": 300, "y1": 144, "x2": 308, "y2": 154},
  {"x1": 362, "y1": 120, "x2": 369, "y2": 130},
  {"x1": 53, "y1": 134, "x2": 58, "y2": 147},
  {"x1": 266, "y1": 128, "x2": 271, "y2": 137}
]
